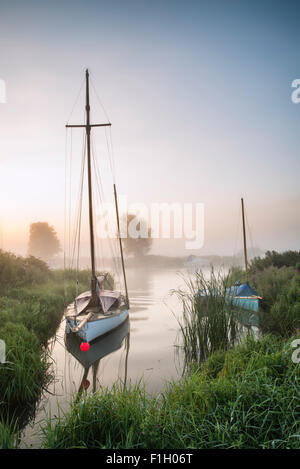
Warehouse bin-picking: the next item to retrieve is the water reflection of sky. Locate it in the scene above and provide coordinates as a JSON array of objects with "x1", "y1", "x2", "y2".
[{"x1": 22, "y1": 265, "x2": 193, "y2": 447}]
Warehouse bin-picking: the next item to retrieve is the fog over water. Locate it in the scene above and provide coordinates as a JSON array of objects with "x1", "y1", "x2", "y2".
[{"x1": 21, "y1": 264, "x2": 196, "y2": 447}]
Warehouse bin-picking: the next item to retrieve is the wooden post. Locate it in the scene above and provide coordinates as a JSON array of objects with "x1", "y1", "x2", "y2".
[
  {"x1": 114, "y1": 183, "x2": 130, "y2": 309},
  {"x1": 241, "y1": 197, "x2": 249, "y2": 284}
]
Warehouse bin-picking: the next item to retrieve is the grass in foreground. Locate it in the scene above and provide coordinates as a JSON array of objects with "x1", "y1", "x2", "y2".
[
  {"x1": 41, "y1": 333, "x2": 300, "y2": 449},
  {"x1": 0, "y1": 419, "x2": 19, "y2": 449}
]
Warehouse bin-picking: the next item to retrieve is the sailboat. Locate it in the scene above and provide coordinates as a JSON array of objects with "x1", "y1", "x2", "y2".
[
  {"x1": 195, "y1": 198, "x2": 262, "y2": 327},
  {"x1": 225, "y1": 198, "x2": 262, "y2": 327},
  {"x1": 64, "y1": 69, "x2": 130, "y2": 343}
]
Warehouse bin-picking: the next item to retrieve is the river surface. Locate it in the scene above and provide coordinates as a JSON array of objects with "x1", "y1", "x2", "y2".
[{"x1": 22, "y1": 264, "x2": 203, "y2": 447}]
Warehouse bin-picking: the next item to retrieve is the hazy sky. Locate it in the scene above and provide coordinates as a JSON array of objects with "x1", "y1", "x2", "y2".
[{"x1": 0, "y1": 0, "x2": 299, "y2": 257}]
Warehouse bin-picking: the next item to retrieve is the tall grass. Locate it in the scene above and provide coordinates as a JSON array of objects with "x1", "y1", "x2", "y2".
[
  {"x1": 0, "y1": 322, "x2": 52, "y2": 427},
  {"x1": 228, "y1": 263, "x2": 300, "y2": 338},
  {"x1": 0, "y1": 267, "x2": 111, "y2": 346},
  {"x1": 0, "y1": 269, "x2": 91, "y2": 425},
  {"x1": 0, "y1": 250, "x2": 114, "y2": 439},
  {"x1": 41, "y1": 383, "x2": 150, "y2": 449},
  {"x1": 41, "y1": 334, "x2": 300, "y2": 449},
  {"x1": 173, "y1": 269, "x2": 242, "y2": 369},
  {"x1": 252, "y1": 267, "x2": 300, "y2": 337},
  {"x1": 0, "y1": 419, "x2": 19, "y2": 449}
]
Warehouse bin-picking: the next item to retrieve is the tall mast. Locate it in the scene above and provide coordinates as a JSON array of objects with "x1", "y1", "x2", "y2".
[
  {"x1": 66, "y1": 69, "x2": 111, "y2": 303},
  {"x1": 241, "y1": 197, "x2": 249, "y2": 284},
  {"x1": 113, "y1": 183, "x2": 130, "y2": 308},
  {"x1": 85, "y1": 69, "x2": 97, "y2": 301}
]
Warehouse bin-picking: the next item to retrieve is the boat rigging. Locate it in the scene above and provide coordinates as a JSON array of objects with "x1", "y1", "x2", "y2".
[{"x1": 64, "y1": 69, "x2": 130, "y2": 343}]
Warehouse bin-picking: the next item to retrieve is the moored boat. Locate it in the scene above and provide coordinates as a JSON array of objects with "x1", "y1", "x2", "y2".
[
  {"x1": 196, "y1": 198, "x2": 262, "y2": 328},
  {"x1": 64, "y1": 69, "x2": 130, "y2": 343},
  {"x1": 226, "y1": 198, "x2": 262, "y2": 327}
]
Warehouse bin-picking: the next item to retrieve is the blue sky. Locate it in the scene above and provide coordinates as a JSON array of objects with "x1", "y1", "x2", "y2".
[{"x1": 0, "y1": 0, "x2": 299, "y2": 255}]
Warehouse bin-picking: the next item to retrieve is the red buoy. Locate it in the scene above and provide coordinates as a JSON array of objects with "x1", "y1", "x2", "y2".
[
  {"x1": 80, "y1": 341, "x2": 90, "y2": 352},
  {"x1": 82, "y1": 379, "x2": 90, "y2": 390}
]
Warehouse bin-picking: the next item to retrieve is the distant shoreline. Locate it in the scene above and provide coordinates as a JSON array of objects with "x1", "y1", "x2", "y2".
[{"x1": 52, "y1": 253, "x2": 260, "y2": 270}]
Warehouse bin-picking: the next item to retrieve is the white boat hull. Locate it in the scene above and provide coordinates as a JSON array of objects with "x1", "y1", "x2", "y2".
[{"x1": 65, "y1": 308, "x2": 129, "y2": 342}]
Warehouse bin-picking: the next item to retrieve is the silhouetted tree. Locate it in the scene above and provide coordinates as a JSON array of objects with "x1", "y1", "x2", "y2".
[
  {"x1": 121, "y1": 214, "x2": 152, "y2": 258},
  {"x1": 28, "y1": 222, "x2": 60, "y2": 262}
]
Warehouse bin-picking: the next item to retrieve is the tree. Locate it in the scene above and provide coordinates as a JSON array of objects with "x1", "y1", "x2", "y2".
[
  {"x1": 250, "y1": 250, "x2": 300, "y2": 273},
  {"x1": 28, "y1": 222, "x2": 61, "y2": 262},
  {"x1": 121, "y1": 214, "x2": 152, "y2": 258}
]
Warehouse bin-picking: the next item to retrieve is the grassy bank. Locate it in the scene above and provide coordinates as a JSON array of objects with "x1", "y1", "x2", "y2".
[
  {"x1": 1, "y1": 249, "x2": 299, "y2": 449},
  {"x1": 228, "y1": 250, "x2": 300, "y2": 338},
  {"x1": 173, "y1": 252, "x2": 300, "y2": 370},
  {"x1": 0, "y1": 250, "x2": 100, "y2": 435},
  {"x1": 41, "y1": 333, "x2": 300, "y2": 449},
  {"x1": 39, "y1": 250, "x2": 300, "y2": 449}
]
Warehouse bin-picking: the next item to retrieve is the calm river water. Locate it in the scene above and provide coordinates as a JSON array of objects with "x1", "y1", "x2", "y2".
[{"x1": 22, "y1": 264, "x2": 203, "y2": 447}]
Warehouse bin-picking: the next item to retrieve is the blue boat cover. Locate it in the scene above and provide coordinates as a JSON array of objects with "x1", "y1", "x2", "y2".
[
  {"x1": 196, "y1": 282, "x2": 260, "y2": 325},
  {"x1": 226, "y1": 282, "x2": 259, "y2": 297}
]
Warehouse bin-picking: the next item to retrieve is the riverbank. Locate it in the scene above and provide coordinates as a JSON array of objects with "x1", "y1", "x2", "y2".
[
  {"x1": 40, "y1": 332, "x2": 300, "y2": 449},
  {"x1": 0, "y1": 250, "x2": 100, "y2": 434},
  {"x1": 39, "y1": 250, "x2": 300, "y2": 449},
  {"x1": 1, "y1": 249, "x2": 299, "y2": 449}
]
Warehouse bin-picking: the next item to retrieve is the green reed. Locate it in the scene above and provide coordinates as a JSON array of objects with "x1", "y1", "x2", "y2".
[
  {"x1": 0, "y1": 418, "x2": 20, "y2": 449},
  {"x1": 173, "y1": 269, "x2": 242, "y2": 369}
]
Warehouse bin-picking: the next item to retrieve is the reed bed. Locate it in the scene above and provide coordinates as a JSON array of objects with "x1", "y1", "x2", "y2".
[{"x1": 173, "y1": 269, "x2": 243, "y2": 369}]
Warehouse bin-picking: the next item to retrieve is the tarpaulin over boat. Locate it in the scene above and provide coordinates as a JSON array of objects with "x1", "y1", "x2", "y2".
[
  {"x1": 74, "y1": 291, "x2": 93, "y2": 315},
  {"x1": 96, "y1": 273, "x2": 121, "y2": 312},
  {"x1": 226, "y1": 282, "x2": 259, "y2": 298},
  {"x1": 68, "y1": 272, "x2": 120, "y2": 316},
  {"x1": 71, "y1": 289, "x2": 121, "y2": 316},
  {"x1": 98, "y1": 290, "x2": 121, "y2": 313},
  {"x1": 194, "y1": 282, "x2": 261, "y2": 326}
]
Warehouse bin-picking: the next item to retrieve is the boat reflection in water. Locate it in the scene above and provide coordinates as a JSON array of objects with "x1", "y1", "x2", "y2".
[{"x1": 64, "y1": 318, "x2": 130, "y2": 400}]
